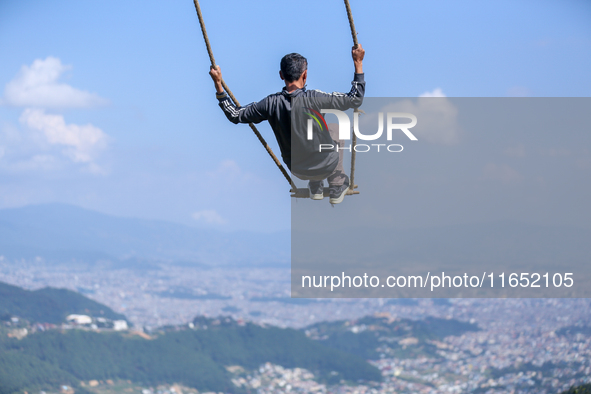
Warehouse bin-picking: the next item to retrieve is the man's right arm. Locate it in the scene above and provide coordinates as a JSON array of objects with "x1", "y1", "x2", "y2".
[
  {"x1": 311, "y1": 44, "x2": 366, "y2": 110},
  {"x1": 345, "y1": 44, "x2": 366, "y2": 108}
]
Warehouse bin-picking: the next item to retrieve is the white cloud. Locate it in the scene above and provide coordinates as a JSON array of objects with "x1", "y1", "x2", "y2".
[
  {"x1": 19, "y1": 108, "x2": 108, "y2": 163},
  {"x1": 483, "y1": 163, "x2": 522, "y2": 183},
  {"x1": 503, "y1": 144, "x2": 526, "y2": 158},
  {"x1": 8, "y1": 154, "x2": 60, "y2": 172},
  {"x1": 192, "y1": 209, "x2": 226, "y2": 225},
  {"x1": 419, "y1": 88, "x2": 446, "y2": 98},
  {"x1": 208, "y1": 159, "x2": 242, "y2": 179},
  {"x1": 3, "y1": 57, "x2": 108, "y2": 108},
  {"x1": 371, "y1": 95, "x2": 460, "y2": 145},
  {"x1": 507, "y1": 86, "x2": 531, "y2": 97},
  {"x1": 206, "y1": 159, "x2": 263, "y2": 186},
  {"x1": 539, "y1": 147, "x2": 570, "y2": 157}
]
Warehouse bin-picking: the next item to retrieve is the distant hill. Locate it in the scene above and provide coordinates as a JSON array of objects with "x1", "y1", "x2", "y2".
[
  {"x1": 305, "y1": 315, "x2": 479, "y2": 359},
  {"x1": 0, "y1": 203, "x2": 289, "y2": 266},
  {"x1": 0, "y1": 317, "x2": 381, "y2": 394},
  {"x1": 0, "y1": 281, "x2": 126, "y2": 324}
]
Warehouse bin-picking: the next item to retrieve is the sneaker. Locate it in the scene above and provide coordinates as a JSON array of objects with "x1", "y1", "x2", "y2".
[
  {"x1": 329, "y1": 175, "x2": 350, "y2": 204},
  {"x1": 308, "y1": 180, "x2": 324, "y2": 200}
]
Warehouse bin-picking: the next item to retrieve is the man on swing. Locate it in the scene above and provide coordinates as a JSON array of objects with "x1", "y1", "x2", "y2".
[{"x1": 209, "y1": 45, "x2": 365, "y2": 204}]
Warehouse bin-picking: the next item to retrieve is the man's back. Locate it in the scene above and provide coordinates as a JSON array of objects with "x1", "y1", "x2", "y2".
[
  {"x1": 215, "y1": 73, "x2": 365, "y2": 172},
  {"x1": 209, "y1": 45, "x2": 365, "y2": 205}
]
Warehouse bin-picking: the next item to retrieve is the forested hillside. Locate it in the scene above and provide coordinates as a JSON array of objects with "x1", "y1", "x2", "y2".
[
  {"x1": 0, "y1": 281, "x2": 126, "y2": 324},
  {"x1": 561, "y1": 384, "x2": 591, "y2": 394},
  {"x1": 306, "y1": 315, "x2": 479, "y2": 359},
  {"x1": 0, "y1": 317, "x2": 381, "y2": 394}
]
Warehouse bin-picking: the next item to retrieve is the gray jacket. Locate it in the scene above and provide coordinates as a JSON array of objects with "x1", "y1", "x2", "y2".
[{"x1": 217, "y1": 73, "x2": 365, "y2": 175}]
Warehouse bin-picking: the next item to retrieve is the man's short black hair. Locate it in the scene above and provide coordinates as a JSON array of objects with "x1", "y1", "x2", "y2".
[{"x1": 280, "y1": 53, "x2": 308, "y2": 83}]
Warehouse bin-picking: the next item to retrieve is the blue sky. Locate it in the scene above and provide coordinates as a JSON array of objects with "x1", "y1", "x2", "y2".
[{"x1": 0, "y1": 0, "x2": 590, "y2": 232}]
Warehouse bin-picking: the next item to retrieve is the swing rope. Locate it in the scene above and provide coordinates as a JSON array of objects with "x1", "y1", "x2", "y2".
[
  {"x1": 192, "y1": 0, "x2": 361, "y2": 196},
  {"x1": 344, "y1": 0, "x2": 359, "y2": 47},
  {"x1": 344, "y1": 0, "x2": 359, "y2": 194},
  {"x1": 192, "y1": 0, "x2": 297, "y2": 191}
]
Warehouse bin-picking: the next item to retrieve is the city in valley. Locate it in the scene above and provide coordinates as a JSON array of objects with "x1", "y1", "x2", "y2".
[{"x1": 1, "y1": 259, "x2": 589, "y2": 394}]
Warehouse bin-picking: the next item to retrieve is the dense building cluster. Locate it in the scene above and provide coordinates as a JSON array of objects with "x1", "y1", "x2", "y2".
[{"x1": 1, "y1": 260, "x2": 590, "y2": 393}]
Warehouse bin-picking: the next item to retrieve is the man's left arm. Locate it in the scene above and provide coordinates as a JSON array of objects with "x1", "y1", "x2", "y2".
[
  {"x1": 209, "y1": 65, "x2": 268, "y2": 124},
  {"x1": 217, "y1": 93, "x2": 268, "y2": 125}
]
